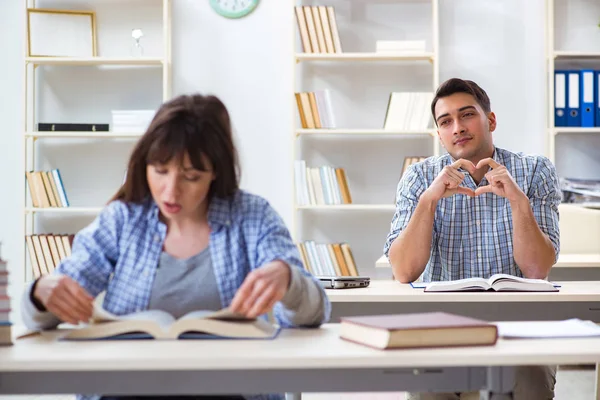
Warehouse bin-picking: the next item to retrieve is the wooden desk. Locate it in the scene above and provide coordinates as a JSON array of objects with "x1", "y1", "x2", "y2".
[
  {"x1": 2, "y1": 326, "x2": 600, "y2": 398},
  {"x1": 326, "y1": 280, "x2": 600, "y2": 322},
  {"x1": 375, "y1": 254, "x2": 600, "y2": 280}
]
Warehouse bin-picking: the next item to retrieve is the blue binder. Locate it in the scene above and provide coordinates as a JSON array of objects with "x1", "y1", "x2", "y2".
[
  {"x1": 580, "y1": 70, "x2": 595, "y2": 127},
  {"x1": 596, "y1": 71, "x2": 600, "y2": 127},
  {"x1": 567, "y1": 71, "x2": 581, "y2": 127},
  {"x1": 554, "y1": 70, "x2": 567, "y2": 127}
]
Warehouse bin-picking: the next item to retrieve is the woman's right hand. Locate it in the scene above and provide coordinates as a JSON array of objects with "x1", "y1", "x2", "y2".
[{"x1": 33, "y1": 275, "x2": 94, "y2": 324}]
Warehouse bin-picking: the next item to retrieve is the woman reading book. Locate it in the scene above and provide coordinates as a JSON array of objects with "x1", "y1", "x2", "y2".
[{"x1": 21, "y1": 94, "x2": 331, "y2": 400}]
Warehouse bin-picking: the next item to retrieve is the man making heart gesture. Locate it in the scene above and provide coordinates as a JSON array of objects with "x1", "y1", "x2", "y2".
[{"x1": 384, "y1": 78, "x2": 561, "y2": 400}]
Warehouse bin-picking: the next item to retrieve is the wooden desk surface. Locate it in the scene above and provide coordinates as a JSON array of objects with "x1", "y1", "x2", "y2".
[
  {"x1": 375, "y1": 254, "x2": 600, "y2": 269},
  {"x1": 326, "y1": 280, "x2": 600, "y2": 302},
  {"x1": 2, "y1": 325, "x2": 600, "y2": 372}
]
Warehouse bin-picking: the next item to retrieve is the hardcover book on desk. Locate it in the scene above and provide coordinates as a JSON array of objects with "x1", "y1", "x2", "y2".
[{"x1": 340, "y1": 312, "x2": 498, "y2": 350}]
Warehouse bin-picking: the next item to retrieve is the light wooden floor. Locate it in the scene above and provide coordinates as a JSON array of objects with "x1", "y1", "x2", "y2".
[{"x1": 0, "y1": 367, "x2": 595, "y2": 400}]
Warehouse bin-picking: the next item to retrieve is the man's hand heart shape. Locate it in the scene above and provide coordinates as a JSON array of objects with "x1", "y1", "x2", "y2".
[{"x1": 450, "y1": 158, "x2": 502, "y2": 197}]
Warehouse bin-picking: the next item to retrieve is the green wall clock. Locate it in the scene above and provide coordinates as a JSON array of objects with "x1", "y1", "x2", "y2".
[{"x1": 209, "y1": 0, "x2": 259, "y2": 19}]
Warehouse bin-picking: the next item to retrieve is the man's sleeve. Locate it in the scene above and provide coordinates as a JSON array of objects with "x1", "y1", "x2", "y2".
[
  {"x1": 529, "y1": 157, "x2": 562, "y2": 263},
  {"x1": 383, "y1": 165, "x2": 427, "y2": 259}
]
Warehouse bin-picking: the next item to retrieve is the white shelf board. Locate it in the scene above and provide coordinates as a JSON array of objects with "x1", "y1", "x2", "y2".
[
  {"x1": 553, "y1": 128, "x2": 600, "y2": 135},
  {"x1": 297, "y1": 129, "x2": 434, "y2": 137},
  {"x1": 26, "y1": 131, "x2": 143, "y2": 139},
  {"x1": 25, "y1": 57, "x2": 164, "y2": 66},
  {"x1": 295, "y1": 52, "x2": 434, "y2": 62},
  {"x1": 553, "y1": 51, "x2": 600, "y2": 59},
  {"x1": 374, "y1": 254, "x2": 600, "y2": 269},
  {"x1": 25, "y1": 207, "x2": 103, "y2": 214},
  {"x1": 296, "y1": 204, "x2": 395, "y2": 211}
]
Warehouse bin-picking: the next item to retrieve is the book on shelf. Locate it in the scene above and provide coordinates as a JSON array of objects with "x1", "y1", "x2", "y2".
[
  {"x1": 294, "y1": 162, "x2": 351, "y2": 206},
  {"x1": 339, "y1": 312, "x2": 498, "y2": 350},
  {"x1": 295, "y1": 90, "x2": 336, "y2": 129},
  {"x1": 296, "y1": 241, "x2": 358, "y2": 277},
  {"x1": 421, "y1": 274, "x2": 558, "y2": 293},
  {"x1": 60, "y1": 304, "x2": 280, "y2": 341},
  {"x1": 0, "y1": 244, "x2": 12, "y2": 346},
  {"x1": 37, "y1": 123, "x2": 109, "y2": 132},
  {"x1": 295, "y1": 5, "x2": 342, "y2": 54},
  {"x1": 25, "y1": 169, "x2": 70, "y2": 208},
  {"x1": 383, "y1": 92, "x2": 434, "y2": 131},
  {"x1": 26, "y1": 234, "x2": 74, "y2": 278}
]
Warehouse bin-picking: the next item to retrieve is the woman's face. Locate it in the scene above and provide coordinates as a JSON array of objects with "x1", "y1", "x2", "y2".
[{"x1": 146, "y1": 153, "x2": 215, "y2": 221}]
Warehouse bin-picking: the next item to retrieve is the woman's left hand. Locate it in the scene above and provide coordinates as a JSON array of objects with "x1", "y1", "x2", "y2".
[{"x1": 230, "y1": 261, "x2": 291, "y2": 318}]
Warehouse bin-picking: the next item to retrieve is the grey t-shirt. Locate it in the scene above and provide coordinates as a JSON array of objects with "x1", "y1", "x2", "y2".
[{"x1": 148, "y1": 248, "x2": 222, "y2": 318}]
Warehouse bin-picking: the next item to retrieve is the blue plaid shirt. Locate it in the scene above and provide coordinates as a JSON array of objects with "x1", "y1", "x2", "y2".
[
  {"x1": 57, "y1": 190, "x2": 330, "y2": 400},
  {"x1": 384, "y1": 147, "x2": 561, "y2": 282}
]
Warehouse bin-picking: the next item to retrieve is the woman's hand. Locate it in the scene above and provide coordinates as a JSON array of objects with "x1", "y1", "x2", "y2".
[
  {"x1": 230, "y1": 261, "x2": 291, "y2": 318},
  {"x1": 33, "y1": 275, "x2": 94, "y2": 324}
]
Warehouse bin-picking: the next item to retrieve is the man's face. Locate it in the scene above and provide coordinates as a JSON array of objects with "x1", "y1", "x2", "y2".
[{"x1": 434, "y1": 92, "x2": 496, "y2": 161}]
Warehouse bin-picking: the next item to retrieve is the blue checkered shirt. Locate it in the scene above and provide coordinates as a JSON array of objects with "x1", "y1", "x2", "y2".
[
  {"x1": 57, "y1": 190, "x2": 330, "y2": 400},
  {"x1": 384, "y1": 147, "x2": 561, "y2": 282}
]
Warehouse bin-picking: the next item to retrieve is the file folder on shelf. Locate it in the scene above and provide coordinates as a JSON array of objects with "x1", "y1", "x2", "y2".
[
  {"x1": 567, "y1": 71, "x2": 581, "y2": 127},
  {"x1": 580, "y1": 70, "x2": 595, "y2": 127},
  {"x1": 554, "y1": 70, "x2": 567, "y2": 127}
]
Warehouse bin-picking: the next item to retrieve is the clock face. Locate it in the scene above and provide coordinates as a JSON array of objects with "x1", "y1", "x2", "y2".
[{"x1": 209, "y1": 0, "x2": 259, "y2": 19}]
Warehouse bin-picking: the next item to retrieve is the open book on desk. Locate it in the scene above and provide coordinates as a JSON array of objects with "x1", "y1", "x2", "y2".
[
  {"x1": 62, "y1": 305, "x2": 280, "y2": 340},
  {"x1": 411, "y1": 274, "x2": 559, "y2": 292}
]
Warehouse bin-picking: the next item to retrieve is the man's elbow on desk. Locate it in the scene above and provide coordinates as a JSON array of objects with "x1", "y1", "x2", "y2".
[{"x1": 389, "y1": 258, "x2": 424, "y2": 283}]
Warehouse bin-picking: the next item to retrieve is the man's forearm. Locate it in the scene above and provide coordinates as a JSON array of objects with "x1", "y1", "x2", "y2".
[
  {"x1": 511, "y1": 196, "x2": 555, "y2": 279},
  {"x1": 389, "y1": 192, "x2": 437, "y2": 283}
]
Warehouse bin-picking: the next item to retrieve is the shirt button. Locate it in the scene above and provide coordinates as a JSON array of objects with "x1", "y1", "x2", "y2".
[
  {"x1": 478, "y1": 253, "x2": 482, "y2": 258},
  {"x1": 143, "y1": 271, "x2": 149, "y2": 277},
  {"x1": 154, "y1": 234, "x2": 160, "y2": 242},
  {"x1": 476, "y1": 221, "x2": 481, "y2": 226}
]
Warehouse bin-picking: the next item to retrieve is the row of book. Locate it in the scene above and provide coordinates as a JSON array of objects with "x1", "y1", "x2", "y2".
[
  {"x1": 295, "y1": 5, "x2": 342, "y2": 54},
  {"x1": 296, "y1": 241, "x2": 359, "y2": 277},
  {"x1": 294, "y1": 161, "x2": 352, "y2": 206},
  {"x1": 26, "y1": 234, "x2": 74, "y2": 278},
  {"x1": 295, "y1": 90, "x2": 336, "y2": 129},
  {"x1": 0, "y1": 247, "x2": 11, "y2": 346},
  {"x1": 554, "y1": 70, "x2": 600, "y2": 127},
  {"x1": 384, "y1": 92, "x2": 434, "y2": 131},
  {"x1": 26, "y1": 170, "x2": 70, "y2": 208}
]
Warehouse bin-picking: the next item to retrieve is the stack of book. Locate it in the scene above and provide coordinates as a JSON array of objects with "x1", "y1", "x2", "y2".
[
  {"x1": 26, "y1": 234, "x2": 74, "y2": 278},
  {"x1": 111, "y1": 110, "x2": 155, "y2": 134},
  {"x1": 383, "y1": 92, "x2": 434, "y2": 131},
  {"x1": 294, "y1": 161, "x2": 351, "y2": 206},
  {"x1": 295, "y1": 90, "x2": 336, "y2": 129},
  {"x1": 296, "y1": 241, "x2": 358, "y2": 277},
  {"x1": 26, "y1": 170, "x2": 69, "y2": 208},
  {"x1": 0, "y1": 244, "x2": 12, "y2": 346},
  {"x1": 295, "y1": 5, "x2": 342, "y2": 54}
]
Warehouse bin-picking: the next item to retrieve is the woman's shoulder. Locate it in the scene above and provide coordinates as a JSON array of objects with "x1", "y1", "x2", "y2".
[
  {"x1": 210, "y1": 190, "x2": 273, "y2": 223},
  {"x1": 102, "y1": 198, "x2": 156, "y2": 225}
]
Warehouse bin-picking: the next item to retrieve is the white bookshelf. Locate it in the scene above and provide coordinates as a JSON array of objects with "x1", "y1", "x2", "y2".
[
  {"x1": 22, "y1": 0, "x2": 172, "y2": 282},
  {"x1": 292, "y1": 0, "x2": 440, "y2": 278}
]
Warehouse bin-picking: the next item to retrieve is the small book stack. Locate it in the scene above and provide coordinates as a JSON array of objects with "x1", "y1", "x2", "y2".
[
  {"x1": 295, "y1": 5, "x2": 342, "y2": 54},
  {"x1": 294, "y1": 161, "x2": 351, "y2": 206},
  {"x1": 111, "y1": 110, "x2": 155, "y2": 134},
  {"x1": 383, "y1": 92, "x2": 434, "y2": 131},
  {"x1": 26, "y1": 170, "x2": 69, "y2": 208},
  {"x1": 0, "y1": 243, "x2": 12, "y2": 346},
  {"x1": 296, "y1": 241, "x2": 358, "y2": 277},
  {"x1": 295, "y1": 90, "x2": 336, "y2": 129},
  {"x1": 26, "y1": 234, "x2": 74, "y2": 278}
]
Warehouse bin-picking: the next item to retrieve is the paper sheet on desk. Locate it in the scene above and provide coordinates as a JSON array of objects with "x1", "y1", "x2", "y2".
[{"x1": 496, "y1": 319, "x2": 600, "y2": 339}]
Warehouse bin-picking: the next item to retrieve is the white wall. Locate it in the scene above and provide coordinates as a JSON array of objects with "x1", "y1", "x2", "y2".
[{"x1": 0, "y1": 0, "x2": 565, "y2": 315}]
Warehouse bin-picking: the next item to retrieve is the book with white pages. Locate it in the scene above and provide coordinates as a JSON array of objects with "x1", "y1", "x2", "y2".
[
  {"x1": 422, "y1": 273, "x2": 558, "y2": 292},
  {"x1": 496, "y1": 319, "x2": 600, "y2": 339}
]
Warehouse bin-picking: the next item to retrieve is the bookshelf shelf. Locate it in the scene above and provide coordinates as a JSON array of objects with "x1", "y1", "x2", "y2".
[
  {"x1": 296, "y1": 129, "x2": 434, "y2": 137},
  {"x1": 21, "y1": 0, "x2": 172, "y2": 283},
  {"x1": 25, "y1": 207, "x2": 103, "y2": 215},
  {"x1": 25, "y1": 57, "x2": 165, "y2": 66},
  {"x1": 26, "y1": 131, "x2": 144, "y2": 139},
  {"x1": 295, "y1": 52, "x2": 434, "y2": 62},
  {"x1": 292, "y1": 0, "x2": 439, "y2": 277},
  {"x1": 296, "y1": 204, "x2": 395, "y2": 211},
  {"x1": 553, "y1": 51, "x2": 600, "y2": 59},
  {"x1": 553, "y1": 128, "x2": 600, "y2": 135}
]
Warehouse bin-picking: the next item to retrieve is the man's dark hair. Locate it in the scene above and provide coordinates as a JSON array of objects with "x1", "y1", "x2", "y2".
[{"x1": 431, "y1": 78, "x2": 491, "y2": 125}]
